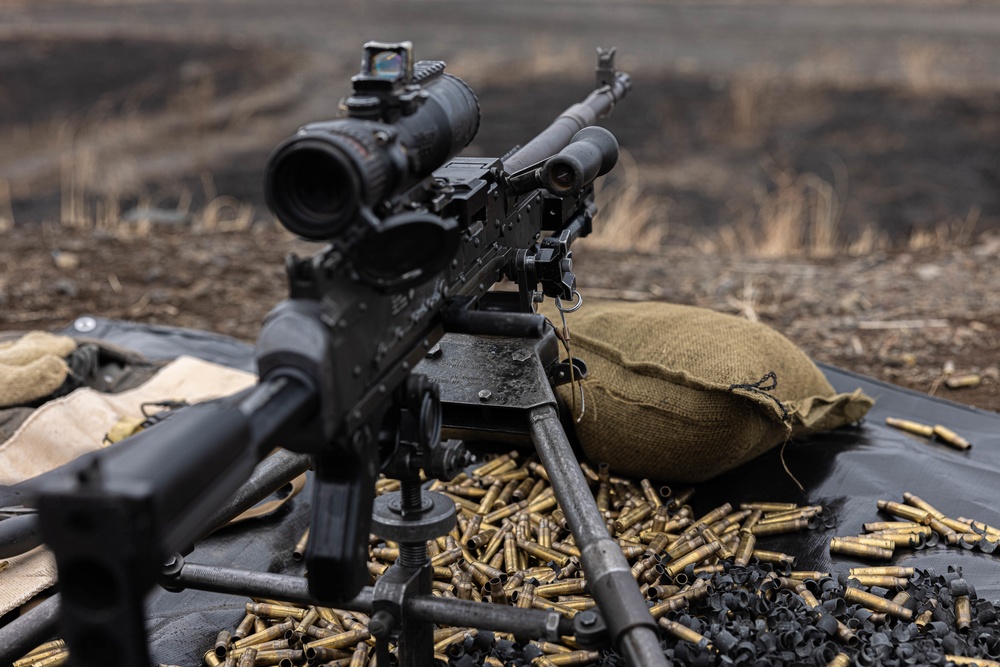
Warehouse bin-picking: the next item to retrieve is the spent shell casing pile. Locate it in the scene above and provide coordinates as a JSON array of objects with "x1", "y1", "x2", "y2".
[{"x1": 19, "y1": 459, "x2": 1000, "y2": 667}]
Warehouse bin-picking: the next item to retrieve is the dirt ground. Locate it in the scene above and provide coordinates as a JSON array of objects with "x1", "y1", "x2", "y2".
[
  {"x1": 0, "y1": 1, "x2": 998, "y2": 414},
  {"x1": 1, "y1": 224, "x2": 997, "y2": 414}
]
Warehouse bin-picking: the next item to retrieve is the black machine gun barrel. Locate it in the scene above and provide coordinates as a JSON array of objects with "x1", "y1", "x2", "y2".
[{"x1": 29, "y1": 41, "x2": 665, "y2": 667}]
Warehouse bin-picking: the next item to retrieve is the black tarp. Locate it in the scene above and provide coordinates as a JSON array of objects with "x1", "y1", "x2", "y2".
[{"x1": 19, "y1": 317, "x2": 1000, "y2": 663}]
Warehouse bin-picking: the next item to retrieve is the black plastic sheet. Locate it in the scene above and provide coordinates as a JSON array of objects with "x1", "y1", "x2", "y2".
[{"x1": 41, "y1": 319, "x2": 1000, "y2": 663}]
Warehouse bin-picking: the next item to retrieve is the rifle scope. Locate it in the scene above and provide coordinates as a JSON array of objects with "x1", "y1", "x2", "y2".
[{"x1": 264, "y1": 42, "x2": 480, "y2": 244}]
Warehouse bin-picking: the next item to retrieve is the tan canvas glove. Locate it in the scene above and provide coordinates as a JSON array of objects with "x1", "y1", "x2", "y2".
[{"x1": 0, "y1": 332, "x2": 77, "y2": 408}]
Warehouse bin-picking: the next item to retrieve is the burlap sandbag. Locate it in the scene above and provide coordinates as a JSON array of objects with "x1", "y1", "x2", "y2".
[
  {"x1": 543, "y1": 300, "x2": 873, "y2": 482},
  {"x1": 0, "y1": 332, "x2": 77, "y2": 407}
]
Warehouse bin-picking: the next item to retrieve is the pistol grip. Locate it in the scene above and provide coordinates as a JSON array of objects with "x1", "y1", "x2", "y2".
[{"x1": 306, "y1": 451, "x2": 377, "y2": 604}]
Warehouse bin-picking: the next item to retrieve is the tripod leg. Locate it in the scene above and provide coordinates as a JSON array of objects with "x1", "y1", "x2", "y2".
[{"x1": 528, "y1": 404, "x2": 668, "y2": 667}]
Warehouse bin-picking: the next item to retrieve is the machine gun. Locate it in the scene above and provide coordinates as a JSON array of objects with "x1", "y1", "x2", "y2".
[{"x1": 27, "y1": 42, "x2": 669, "y2": 667}]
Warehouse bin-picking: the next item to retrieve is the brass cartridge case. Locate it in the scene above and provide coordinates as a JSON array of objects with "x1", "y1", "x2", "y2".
[
  {"x1": 667, "y1": 487, "x2": 695, "y2": 511},
  {"x1": 693, "y1": 564, "x2": 725, "y2": 576},
  {"x1": 650, "y1": 506, "x2": 670, "y2": 534},
  {"x1": 456, "y1": 573, "x2": 474, "y2": 600},
  {"x1": 528, "y1": 479, "x2": 549, "y2": 503},
  {"x1": 470, "y1": 559, "x2": 508, "y2": 582},
  {"x1": 884, "y1": 417, "x2": 935, "y2": 438},
  {"x1": 482, "y1": 525, "x2": 512, "y2": 562},
  {"x1": 733, "y1": 530, "x2": 757, "y2": 567},
  {"x1": 850, "y1": 575, "x2": 909, "y2": 588},
  {"x1": 658, "y1": 618, "x2": 714, "y2": 651},
  {"x1": 202, "y1": 652, "x2": 222, "y2": 667},
  {"x1": 535, "y1": 578, "x2": 588, "y2": 598},
  {"x1": 430, "y1": 547, "x2": 463, "y2": 568},
  {"x1": 304, "y1": 624, "x2": 336, "y2": 640},
  {"x1": 647, "y1": 584, "x2": 682, "y2": 600},
  {"x1": 578, "y1": 462, "x2": 600, "y2": 484},
  {"x1": 513, "y1": 476, "x2": 537, "y2": 501},
  {"x1": 477, "y1": 481, "x2": 504, "y2": 515},
  {"x1": 862, "y1": 521, "x2": 920, "y2": 532},
  {"x1": 293, "y1": 607, "x2": 319, "y2": 636},
  {"x1": 865, "y1": 531, "x2": 927, "y2": 548},
  {"x1": 844, "y1": 587, "x2": 914, "y2": 620},
  {"x1": 848, "y1": 566, "x2": 914, "y2": 577},
  {"x1": 615, "y1": 503, "x2": 653, "y2": 533},
  {"x1": 234, "y1": 648, "x2": 256, "y2": 667},
  {"x1": 292, "y1": 528, "x2": 309, "y2": 561},
  {"x1": 231, "y1": 639, "x2": 290, "y2": 657},
  {"x1": 253, "y1": 618, "x2": 268, "y2": 635},
  {"x1": 829, "y1": 538, "x2": 893, "y2": 561},
  {"x1": 538, "y1": 518, "x2": 553, "y2": 548},
  {"x1": 490, "y1": 468, "x2": 530, "y2": 484},
  {"x1": 530, "y1": 596, "x2": 580, "y2": 619},
  {"x1": 472, "y1": 452, "x2": 514, "y2": 477},
  {"x1": 664, "y1": 540, "x2": 722, "y2": 578},
  {"x1": 532, "y1": 641, "x2": 572, "y2": 654},
  {"x1": 503, "y1": 533, "x2": 520, "y2": 574},
  {"x1": 246, "y1": 603, "x2": 306, "y2": 621},
  {"x1": 483, "y1": 500, "x2": 529, "y2": 525},
  {"x1": 467, "y1": 528, "x2": 498, "y2": 551},
  {"x1": 956, "y1": 595, "x2": 972, "y2": 631},
  {"x1": 933, "y1": 424, "x2": 972, "y2": 450},
  {"x1": 752, "y1": 549, "x2": 797, "y2": 566},
  {"x1": 957, "y1": 517, "x2": 1000, "y2": 538},
  {"x1": 542, "y1": 650, "x2": 602, "y2": 665},
  {"x1": 316, "y1": 607, "x2": 344, "y2": 632},
  {"x1": 367, "y1": 560, "x2": 389, "y2": 578},
  {"x1": 348, "y1": 643, "x2": 369, "y2": 667},
  {"x1": 944, "y1": 658, "x2": 1000, "y2": 667},
  {"x1": 709, "y1": 509, "x2": 752, "y2": 534},
  {"x1": 214, "y1": 630, "x2": 233, "y2": 658},
  {"x1": 370, "y1": 547, "x2": 399, "y2": 562},
  {"x1": 516, "y1": 579, "x2": 537, "y2": 609},
  {"x1": 838, "y1": 535, "x2": 896, "y2": 550},
  {"x1": 649, "y1": 580, "x2": 710, "y2": 618},
  {"x1": 751, "y1": 517, "x2": 810, "y2": 537},
  {"x1": 525, "y1": 493, "x2": 558, "y2": 516},
  {"x1": 518, "y1": 539, "x2": 571, "y2": 568},
  {"x1": 19, "y1": 641, "x2": 66, "y2": 661},
  {"x1": 16, "y1": 650, "x2": 69, "y2": 667},
  {"x1": 699, "y1": 525, "x2": 734, "y2": 560},
  {"x1": 460, "y1": 514, "x2": 484, "y2": 545},
  {"x1": 741, "y1": 509, "x2": 764, "y2": 532},
  {"x1": 826, "y1": 653, "x2": 851, "y2": 667},
  {"x1": 740, "y1": 502, "x2": 797, "y2": 512},
  {"x1": 443, "y1": 484, "x2": 488, "y2": 499},
  {"x1": 663, "y1": 534, "x2": 706, "y2": 563},
  {"x1": 433, "y1": 630, "x2": 470, "y2": 654},
  {"x1": 757, "y1": 506, "x2": 822, "y2": 524},
  {"x1": 233, "y1": 621, "x2": 295, "y2": 650},
  {"x1": 915, "y1": 608, "x2": 934, "y2": 631},
  {"x1": 527, "y1": 461, "x2": 550, "y2": 482},
  {"x1": 253, "y1": 649, "x2": 302, "y2": 666},
  {"x1": 789, "y1": 571, "x2": 830, "y2": 580},
  {"x1": 489, "y1": 577, "x2": 508, "y2": 605},
  {"x1": 641, "y1": 479, "x2": 664, "y2": 507},
  {"x1": 233, "y1": 613, "x2": 258, "y2": 641},
  {"x1": 303, "y1": 628, "x2": 371, "y2": 651},
  {"x1": 495, "y1": 480, "x2": 520, "y2": 507}
]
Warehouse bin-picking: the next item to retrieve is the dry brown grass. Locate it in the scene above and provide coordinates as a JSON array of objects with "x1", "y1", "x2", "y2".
[{"x1": 581, "y1": 150, "x2": 669, "y2": 253}]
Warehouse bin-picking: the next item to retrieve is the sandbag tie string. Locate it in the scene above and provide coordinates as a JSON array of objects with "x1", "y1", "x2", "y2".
[{"x1": 729, "y1": 371, "x2": 789, "y2": 420}]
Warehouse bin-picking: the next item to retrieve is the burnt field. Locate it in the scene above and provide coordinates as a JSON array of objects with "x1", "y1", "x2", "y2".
[{"x1": 0, "y1": 0, "x2": 998, "y2": 411}]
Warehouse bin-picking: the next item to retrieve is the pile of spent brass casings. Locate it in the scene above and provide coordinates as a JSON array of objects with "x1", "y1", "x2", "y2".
[
  {"x1": 830, "y1": 492, "x2": 1000, "y2": 563},
  {"x1": 22, "y1": 459, "x2": 1000, "y2": 666}
]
